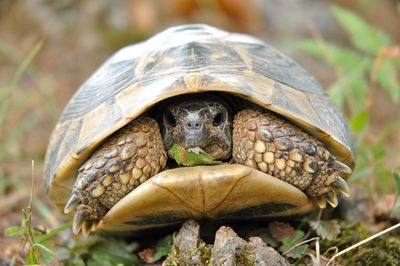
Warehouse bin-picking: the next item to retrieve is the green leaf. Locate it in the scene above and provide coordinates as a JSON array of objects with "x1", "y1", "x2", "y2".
[
  {"x1": 26, "y1": 248, "x2": 39, "y2": 264},
  {"x1": 280, "y1": 230, "x2": 307, "y2": 259},
  {"x1": 36, "y1": 221, "x2": 72, "y2": 243},
  {"x1": 376, "y1": 58, "x2": 400, "y2": 102},
  {"x1": 22, "y1": 209, "x2": 30, "y2": 232},
  {"x1": 285, "y1": 244, "x2": 308, "y2": 259},
  {"x1": 309, "y1": 220, "x2": 341, "y2": 241},
  {"x1": 349, "y1": 73, "x2": 369, "y2": 105},
  {"x1": 328, "y1": 85, "x2": 346, "y2": 109},
  {"x1": 350, "y1": 111, "x2": 369, "y2": 133},
  {"x1": 4, "y1": 226, "x2": 25, "y2": 237},
  {"x1": 331, "y1": 5, "x2": 391, "y2": 55},
  {"x1": 172, "y1": 143, "x2": 222, "y2": 166},
  {"x1": 329, "y1": 69, "x2": 368, "y2": 110},
  {"x1": 33, "y1": 242, "x2": 56, "y2": 263},
  {"x1": 372, "y1": 144, "x2": 386, "y2": 160},
  {"x1": 282, "y1": 230, "x2": 304, "y2": 246},
  {"x1": 151, "y1": 235, "x2": 173, "y2": 262}
]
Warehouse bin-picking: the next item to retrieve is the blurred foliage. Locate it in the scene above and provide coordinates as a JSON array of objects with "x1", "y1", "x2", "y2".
[{"x1": 298, "y1": 5, "x2": 400, "y2": 196}]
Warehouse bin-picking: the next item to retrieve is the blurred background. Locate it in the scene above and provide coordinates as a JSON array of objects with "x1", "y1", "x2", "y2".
[{"x1": 1, "y1": 0, "x2": 400, "y2": 263}]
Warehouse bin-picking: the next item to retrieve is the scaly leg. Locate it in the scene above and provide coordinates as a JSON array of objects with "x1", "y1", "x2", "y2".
[
  {"x1": 232, "y1": 109, "x2": 351, "y2": 208},
  {"x1": 64, "y1": 117, "x2": 167, "y2": 235}
]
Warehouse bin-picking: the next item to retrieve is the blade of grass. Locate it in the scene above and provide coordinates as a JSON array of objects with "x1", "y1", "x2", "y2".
[
  {"x1": 32, "y1": 243, "x2": 55, "y2": 258},
  {"x1": 23, "y1": 160, "x2": 40, "y2": 263},
  {"x1": 391, "y1": 171, "x2": 400, "y2": 217},
  {"x1": 282, "y1": 237, "x2": 319, "y2": 256},
  {"x1": 36, "y1": 221, "x2": 72, "y2": 243},
  {"x1": 0, "y1": 41, "x2": 43, "y2": 131}
]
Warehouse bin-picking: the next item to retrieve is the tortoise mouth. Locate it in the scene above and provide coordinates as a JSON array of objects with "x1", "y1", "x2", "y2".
[{"x1": 96, "y1": 164, "x2": 315, "y2": 232}]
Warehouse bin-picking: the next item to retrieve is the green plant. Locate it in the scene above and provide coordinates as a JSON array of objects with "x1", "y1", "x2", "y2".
[
  {"x1": 298, "y1": 5, "x2": 400, "y2": 194},
  {"x1": 5, "y1": 211, "x2": 72, "y2": 264},
  {"x1": 5, "y1": 213, "x2": 139, "y2": 265}
]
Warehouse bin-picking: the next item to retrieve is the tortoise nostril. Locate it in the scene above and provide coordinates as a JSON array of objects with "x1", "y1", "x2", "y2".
[{"x1": 186, "y1": 120, "x2": 201, "y2": 130}]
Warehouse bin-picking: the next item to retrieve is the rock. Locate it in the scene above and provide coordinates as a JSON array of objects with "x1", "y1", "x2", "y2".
[
  {"x1": 165, "y1": 220, "x2": 289, "y2": 266},
  {"x1": 212, "y1": 226, "x2": 249, "y2": 266},
  {"x1": 174, "y1": 219, "x2": 204, "y2": 265},
  {"x1": 248, "y1": 237, "x2": 290, "y2": 266},
  {"x1": 212, "y1": 226, "x2": 290, "y2": 266}
]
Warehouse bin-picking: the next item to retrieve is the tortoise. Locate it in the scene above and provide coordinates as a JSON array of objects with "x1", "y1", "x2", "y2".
[{"x1": 44, "y1": 24, "x2": 355, "y2": 236}]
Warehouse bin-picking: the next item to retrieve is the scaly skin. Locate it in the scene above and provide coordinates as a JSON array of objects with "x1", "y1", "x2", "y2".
[
  {"x1": 64, "y1": 117, "x2": 167, "y2": 235},
  {"x1": 65, "y1": 102, "x2": 351, "y2": 235},
  {"x1": 232, "y1": 109, "x2": 350, "y2": 206}
]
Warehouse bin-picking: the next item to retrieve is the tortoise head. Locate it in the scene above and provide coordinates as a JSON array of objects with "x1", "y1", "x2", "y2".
[{"x1": 159, "y1": 95, "x2": 233, "y2": 160}]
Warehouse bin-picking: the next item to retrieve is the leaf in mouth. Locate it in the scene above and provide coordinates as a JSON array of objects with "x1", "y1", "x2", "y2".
[{"x1": 172, "y1": 143, "x2": 222, "y2": 167}]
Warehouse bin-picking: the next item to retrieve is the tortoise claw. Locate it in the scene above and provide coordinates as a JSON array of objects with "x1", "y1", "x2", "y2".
[
  {"x1": 334, "y1": 176, "x2": 350, "y2": 197},
  {"x1": 91, "y1": 221, "x2": 99, "y2": 231},
  {"x1": 334, "y1": 161, "x2": 352, "y2": 174},
  {"x1": 82, "y1": 221, "x2": 93, "y2": 237},
  {"x1": 314, "y1": 196, "x2": 327, "y2": 208},
  {"x1": 64, "y1": 194, "x2": 81, "y2": 214},
  {"x1": 322, "y1": 190, "x2": 338, "y2": 208},
  {"x1": 72, "y1": 211, "x2": 85, "y2": 235}
]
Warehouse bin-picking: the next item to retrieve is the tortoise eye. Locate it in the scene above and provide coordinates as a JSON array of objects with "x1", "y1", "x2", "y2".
[
  {"x1": 166, "y1": 110, "x2": 176, "y2": 127},
  {"x1": 213, "y1": 113, "x2": 223, "y2": 126}
]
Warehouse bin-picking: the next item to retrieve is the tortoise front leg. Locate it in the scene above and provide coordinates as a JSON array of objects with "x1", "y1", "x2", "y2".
[
  {"x1": 232, "y1": 109, "x2": 351, "y2": 208},
  {"x1": 64, "y1": 117, "x2": 167, "y2": 235}
]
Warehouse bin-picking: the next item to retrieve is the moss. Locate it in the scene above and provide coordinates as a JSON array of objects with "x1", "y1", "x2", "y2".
[
  {"x1": 319, "y1": 222, "x2": 370, "y2": 252},
  {"x1": 198, "y1": 242, "x2": 213, "y2": 265},
  {"x1": 164, "y1": 238, "x2": 259, "y2": 265},
  {"x1": 348, "y1": 237, "x2": 400, "y2": 265},
  {"x1": 163, "y1": 238, "x2": 213, "y2": 266},
  {"x1": 163, "y1": 242, "x2": 180, "y2": 266},
  {"x1": 320, "y1": 222, "x2": 400, "y2": 265},
  {"x1": 235, "y1": 247, "x2": 256, "y2": 266},
  {"x1": 349, "y1": 248, "x2": 397, "y2": 265}
]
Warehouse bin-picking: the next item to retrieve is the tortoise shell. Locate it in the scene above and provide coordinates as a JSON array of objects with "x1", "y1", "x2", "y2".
[{"x1": 44, "y1": 24, "x2": 354, "y2": 232}]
